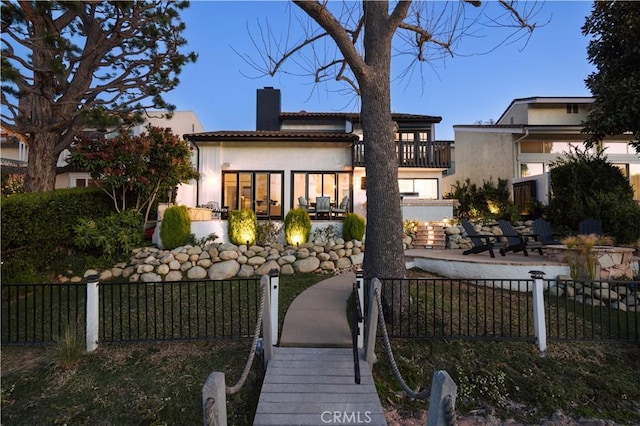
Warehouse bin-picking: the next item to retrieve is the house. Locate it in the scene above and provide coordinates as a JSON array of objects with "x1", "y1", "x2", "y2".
[
  {"x1": 445, "y1": 97, "x2": 640, "y2": 212},
  {"x1": 179, "y1": 87, "x2": 455, "y2": 240}
]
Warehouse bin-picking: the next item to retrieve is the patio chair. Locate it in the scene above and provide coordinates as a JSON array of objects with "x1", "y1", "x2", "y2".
[
  {"x1": 298, "y1": 196, "x2": 315, "y2": 215},
  {"x1": 315, "y1": 196, "x2": 331, "y2": 219},
  {"x1": 578, "y1": 218, "x2": 603, "y2": 235},
  {"x1": 461, "y1": 219, "x2": 506, "y2": 258},
  {"x1": 331, "y1": 196, "x2": 349, "y2": 218},
  {"x1": 532, "y1": 218, "x2": 563, "y2": 245},
  {"x1": 497, "y1": 219, "x2": 544, "y2": 256}
]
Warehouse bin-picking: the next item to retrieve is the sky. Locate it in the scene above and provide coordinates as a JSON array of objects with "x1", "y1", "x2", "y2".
[{"x1": 163, "y1": 1, "x2": 596, "y2": 140}]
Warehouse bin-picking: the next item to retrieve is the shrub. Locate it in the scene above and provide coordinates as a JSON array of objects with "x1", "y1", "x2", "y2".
[
  {"x1": 256, "y1": 220, "x2": 282, "y2": 246},
  {"x1": 1, "y1": 187, "x2": 112, "y2": 251},
  {"x1": 312, "y1": 224, "x2": 338, "y2": 244},
  {"x1": 284, "y1": 208, "x2": 311, "y2": 245},
  {"x1": 343, "y1": 213, "x2": 365, "y2": 241},
  {"x1": 548, "y1": 147, "x2": 639, "y2": 244},
  {"x1": 73, "y1": 209, "x2": 145, "y2": 262},
  {"x1": 160, "y1": 205, "x2": 191, "y2": 249},
  {"x1": 228, "y1": 209, "x2": 258, "y2": 245},
  {"x1": 445, "y1": 177, "x2": 518, "y2": 221},
  {"x1": 1, "y1": 188, "x2": 113, "y2": 283}
]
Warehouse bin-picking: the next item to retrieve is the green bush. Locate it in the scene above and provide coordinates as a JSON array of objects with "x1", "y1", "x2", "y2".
[
  {"x1": 160, "y1": 205, "x2": 191, "y2": 249},
  {"x1": 1, "y1": 187, "x2": 112, "y2": 251},
  {"x1": 342, "y1": 213, "x2": 365, "y2": 241},
  {"x1": 1, "y1": 188, "x2": 114, "y2": 283},
  {"x1": 284, "y1": 208, "x2": 311, "y2": 245},
  {"x1": 73, "y1": 209, "x2": 145, "y2": 262},
  {"x1": 228, "y1": 209, "x2": 258, "y2": 245},
  {"x1": 444, "y1": 177, "x2": 519, "y2": 221},
  {"x1": 548, "y1": 147, "x2": 640, "y2": 244}
]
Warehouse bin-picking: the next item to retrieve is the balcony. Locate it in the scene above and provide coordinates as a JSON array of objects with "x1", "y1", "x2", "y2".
[{"x1": 353, "y1": 140, "x2": 452, "y2": 169}]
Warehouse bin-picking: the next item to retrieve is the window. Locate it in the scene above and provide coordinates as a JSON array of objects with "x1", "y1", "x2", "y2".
[
  {"x1": 222, "y1": 171, "x2": 283, "y2": 218},
  {"x1": 630, "y1": 164, "x2": 640, "y2": 202},
  {"x1": 603, "y1": 142, "x2": 631, "y2": 154},
  {"x1": 566, "y1": 103, "x2": 579, "y2": 114},
  {"x1": 520, "y1": 141, "x2": 582, "y2": 154},
  {"x1": 615, "y1": 163, "x2": 640, "y2": 202},
  {"x1": 398, "y1": 178, "x2": 438, "y2": 199},
  {"x1": 292, "y1": 171, "x2": 351, "y2": 211},
  {"x1": 520, "y1": 163, "x2": 545, "y2": 177}
]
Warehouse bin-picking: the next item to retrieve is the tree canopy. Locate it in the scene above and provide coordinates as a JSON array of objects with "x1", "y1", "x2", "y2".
[
  {"x1": 582, "y1": 1, "x2": 640, "y2": 153},
  {"x1": 68, "y1": 126, "x2": 199, "y2": 228},
  {"x1": 1, "y1": 1, "x2": 197, "y2": 192},
  {"x1": 246, "y1": 1, "x2": 539, "y2": 282}
]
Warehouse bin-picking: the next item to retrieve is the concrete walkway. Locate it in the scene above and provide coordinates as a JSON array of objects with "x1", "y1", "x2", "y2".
[{"x1": 278, "y1": 272, "x2": 356, "y2": 348}]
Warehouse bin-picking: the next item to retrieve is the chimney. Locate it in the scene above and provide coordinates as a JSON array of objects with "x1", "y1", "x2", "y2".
[{"x1": 256, "y1": 87, "x2": 281, "y2": 131}]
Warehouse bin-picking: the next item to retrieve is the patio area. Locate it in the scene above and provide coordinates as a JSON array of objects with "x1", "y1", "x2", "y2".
[{"x1": 405, "y1": 248, "x2": 571, "y2": 281}]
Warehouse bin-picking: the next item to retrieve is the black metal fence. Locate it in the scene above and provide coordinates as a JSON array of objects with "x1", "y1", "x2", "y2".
[
  {"x1": 2, "y1": 278, "x2": 263, "y2": 345},
  {"x1": 3, "y1": 275, "x2": 638, "y2": 345},
  {"x1": 2, "y1": 282, "x2": 86, "y2": 345},
  {"x1": 369, "y1": 277, "x2": 639, "y2": 343}
]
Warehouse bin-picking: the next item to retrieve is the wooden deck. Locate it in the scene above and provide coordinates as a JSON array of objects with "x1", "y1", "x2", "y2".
[{"x1": 253, "y1": 347, "x2": 386, "y2": 426}]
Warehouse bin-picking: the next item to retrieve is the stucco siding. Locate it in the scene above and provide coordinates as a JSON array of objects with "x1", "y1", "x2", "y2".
[
  {"x1": 443, "y1": 130, "x2": 514, "y2": 194},
  {"x1": 527, "y1": 105, "x2": 588, "y2": 125}
]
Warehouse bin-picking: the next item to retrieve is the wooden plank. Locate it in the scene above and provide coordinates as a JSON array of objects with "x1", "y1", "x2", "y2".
[{"x1": 254, "y1": 347, "x2": 385, "y2": 425}]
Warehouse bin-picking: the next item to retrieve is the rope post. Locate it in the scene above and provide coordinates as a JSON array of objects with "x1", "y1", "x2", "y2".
[
  {"x1": 426, "y1": 370, "x2": 457, "y2": 426},
  {"x1": 85, "y1": 274, "x2": 99, "y2": 353},
  {"x1": 529, "y1": 270, "x2": 547, "y2": 354},
  {"x1": 364, "y1": 278, "x2": 381, "y2": 366},
  {"x1": 202, "y1": 372, "x2": 227, "y2": 426},
  {"x1": 261, "y1": 275, "x2": 274, "y2": 367},
  {"x1": 269, "y1": 268, "x2": 279, "y2": 347},
  {"x1": 356, "y1": 269, "x2": 365, "y2": 349}
]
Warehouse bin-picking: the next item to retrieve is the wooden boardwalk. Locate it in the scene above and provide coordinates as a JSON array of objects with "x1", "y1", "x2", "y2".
[{"x1": 253, "y1": 347, "x2": 386, "y2": 426}]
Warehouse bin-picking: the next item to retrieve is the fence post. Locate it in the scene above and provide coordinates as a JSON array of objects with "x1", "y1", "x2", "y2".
[
  {"x1": 426, "y1": 370, "x2": 457, "y2": 426},
  {"x1": 261, "y1": 275, "x2": 273, "y2": 367},
  {"x1": 356, "y1": 269, "x2": 365, "y2": 349},
  {"x1": 364, "y1": 278, "x2": 381, "y2": 366},
  {"x1": 86, "y1": 274, "x2": 99, "y2": 353},
  {"x1": 529, "y1": 270, "x2": 547, "y2": 354},
  {"x1": 202, "y1": 371, "x2": 227, "y2": 426},
  {"x1": 269, "y1": 269, "x2": 279, "y2": 347}
]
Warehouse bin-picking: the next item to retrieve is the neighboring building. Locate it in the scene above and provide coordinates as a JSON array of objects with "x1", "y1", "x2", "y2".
[
  {"x1": 55, "y1": 111, "x2": 205, "y2": 191},
  {"x1": 445, "y1": 97, "x2": 640, "y2": 211},
  {"x1": 0, "y1": 127, "x2": 28, "y2": 167},
  {"x1": 182, "y1": 87, "x2": 455, "y2": 225}
]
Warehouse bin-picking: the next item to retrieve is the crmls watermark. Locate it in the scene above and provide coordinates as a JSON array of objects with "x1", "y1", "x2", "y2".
[{"x1": 320, "y1": 411, "x2": 373, "y2": 424}]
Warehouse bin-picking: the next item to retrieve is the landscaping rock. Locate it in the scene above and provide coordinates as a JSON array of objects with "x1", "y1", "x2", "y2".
[
  {"x1": 77, "y1": 238, "x2": 365, "y2": 282},
  {"x1": 294, "y1": 256, "x2": 320, "y2": 273}
]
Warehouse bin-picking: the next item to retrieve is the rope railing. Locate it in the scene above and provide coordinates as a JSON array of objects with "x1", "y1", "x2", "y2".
[
  {"x1": 373, "y1": 286, "x2": 429, "y2": 400},
  {"x1": 352, "y1": 282, "x2": 362, "y2": 384},
  {"x1": 226, "y1": 278, "x2": 268, "y2": 395}
]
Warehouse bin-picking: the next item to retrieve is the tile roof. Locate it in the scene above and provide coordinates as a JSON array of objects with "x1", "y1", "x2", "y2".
[
  {"x1": 184, "y1": 130, "x2": 359, "y2": 142},
  {"x1": 280, "y1": 111, "x2": 442, "y2": 123}
]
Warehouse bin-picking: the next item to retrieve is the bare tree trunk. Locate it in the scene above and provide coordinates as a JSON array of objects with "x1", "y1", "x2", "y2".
[
  {"x1": 360, "y1": 1, "x2": 408, "y2": 325},
  {"x1": 24, "y1": 132, "x2": 60, "y2": 193}
]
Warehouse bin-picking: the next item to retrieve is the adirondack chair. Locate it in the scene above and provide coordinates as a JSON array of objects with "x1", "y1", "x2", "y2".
[
  {"x1": 578, "y1": 218, "x2": 603, "y2": 235},
  {"x1": 461, "y1": 219, "x2": 505, "y2": 258},
  {"x1": 532, "y1": 218, "x2": 563, "y2": 245},
  {"x1": 498, "y1": 219, "x2": 544, "y2": 256}
]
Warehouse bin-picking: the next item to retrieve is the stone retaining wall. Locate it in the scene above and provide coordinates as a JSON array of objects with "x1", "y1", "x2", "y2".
[{"x1": 59, "y1": 239, "x2": 365, "y2": 283}]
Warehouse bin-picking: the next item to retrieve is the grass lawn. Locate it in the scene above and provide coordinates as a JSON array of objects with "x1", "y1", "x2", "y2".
[{"x1": 2, "y1": 272, "x2": 640, "y2": 425}]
